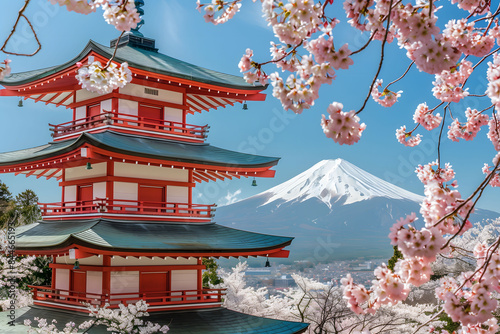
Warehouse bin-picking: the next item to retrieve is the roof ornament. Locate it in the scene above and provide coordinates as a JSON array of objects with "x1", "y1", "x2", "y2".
[
  {"x1": 131, "y1": 0, "x2": 145, "y2": 37},
  {"x1": 110, "y1": 0, "x2": 158, "y2": 52}
]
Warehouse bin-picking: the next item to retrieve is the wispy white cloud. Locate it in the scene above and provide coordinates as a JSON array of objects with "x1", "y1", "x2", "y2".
[{"x1": 220, "y1": 189, "x2": 242, "y2": 206}]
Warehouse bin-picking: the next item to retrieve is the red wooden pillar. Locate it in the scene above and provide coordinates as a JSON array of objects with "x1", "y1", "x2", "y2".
[
  {"x1": 102, "y1": 255, "x2": 111, "y2": 303},
  {"x1": 51, "y1": 255, "x2": 56, "y2": 289},
  {"x1": 198, "y1": 257, "x2": 203, "y2": 292},
  {"x1": 188, "y1": 169, "x2": 193, "y2": 206},
  {"x1": 106, "y1": 161, "x2": 114, "y2": 204}
]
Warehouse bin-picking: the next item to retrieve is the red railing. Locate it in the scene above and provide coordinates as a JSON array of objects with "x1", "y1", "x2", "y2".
[
  {"x1": 38, "y1": 199, "x2": 216, "y2": 219},
  {"x1": 29, "y1": 285, "x2": 225, "y2": 309},
  {"x1": 49, "y1": 111, "x2": 209, "y2": 141}
]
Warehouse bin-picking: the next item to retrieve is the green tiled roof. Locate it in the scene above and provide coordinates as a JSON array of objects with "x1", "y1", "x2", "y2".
[
  {"x1": 4, "y1": 306, "x2": 309, "y2": 334},
  {"x1": 0, "y1": 131, "x2": 280, "y2": 168},
  {"x1": 15, "y1": 219, "x2": 293, "y2": 253},
  {"x1": 0, "y1": 40, "x2": 264, "y2": 90}
]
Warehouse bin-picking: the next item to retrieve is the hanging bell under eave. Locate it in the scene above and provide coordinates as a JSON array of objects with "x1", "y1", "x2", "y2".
[
  {"x1": 18, "y1": 98, "x2": 23, "y2": 107},
  {"x1": 251, "y1": 178, "x2": 257, "y2": 187},
  {"x1": 264, "y1": 257, "x2": 271, "y2": 268},
  {"x1": 86, "y1": 162, "x2": 93, "y2": 170},
  {"x1": 73, "y1": 260, "x2": 80, "y2": 270},
  {"x1": 242, "y1": 102, "x2": 248, "y2": 110}
]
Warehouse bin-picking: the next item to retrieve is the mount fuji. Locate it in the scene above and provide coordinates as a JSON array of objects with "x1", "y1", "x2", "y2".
[{"x1": 215, "y1": 159, "x2": 500, "y2": 261}]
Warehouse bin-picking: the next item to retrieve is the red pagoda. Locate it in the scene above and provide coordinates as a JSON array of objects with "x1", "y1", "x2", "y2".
[{"x1": 0, "y1": 4, "x2": 308, "y2": 333}]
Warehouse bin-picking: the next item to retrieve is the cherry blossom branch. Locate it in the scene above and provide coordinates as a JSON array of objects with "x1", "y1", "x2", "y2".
[
  {"x1": 436, "y1": 104, "x2": 449, "y2": 168},
  {"x1": 440, "y1": 157, "x2": 500, "y2": 249},
  {"x1": 410, "y1": 309, "x2": 444, "y2": 334},
  {"x1": 385, "y1": 61, "x2": 414, "y2": 91},
  {"x1": 350, "y1": 31, "x2": 377, "y2": 56},
  {"x1": 0, "y1": 0, "x2": 42, "y2": 57},
  {"x1": 355, "y1": 0, "x2": 394, "y2": 115},
  {"x1": 104, "y1": 31, "x2": 125, "y2": 70}
]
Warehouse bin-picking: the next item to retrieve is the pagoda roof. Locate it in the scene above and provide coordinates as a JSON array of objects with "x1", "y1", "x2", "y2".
[
  {"x1": 0, "y1": 40, "x2": 264, "y2": 91},
  {"x1": 7, "y1": 306, "x2": 309, "y2": 333},
  {"x1": 0, "y1": 130, "x2": 279, "y2": 170},
  {"x1": 15, "y1": 219, "x2": 293, "y2": 257}
]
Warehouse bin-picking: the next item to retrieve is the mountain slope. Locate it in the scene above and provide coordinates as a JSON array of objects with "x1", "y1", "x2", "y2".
[{"x1": 215, "y1": 159, "x2": 500, "y2": 261}]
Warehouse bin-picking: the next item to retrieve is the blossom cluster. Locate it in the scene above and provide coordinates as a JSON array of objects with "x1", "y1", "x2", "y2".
[
  {"x1": 75, "y1": 56, "x2": 132, "y2": 94},
  {"x1": 49, "y1": 0, "x2": 140, "y2": 31},
  {"x1": 448, "y1": 108, "x2": 489, "y2": 142},
  {"x1": 24, "y1": 318, "x2": 93, "y2": 334},
  {"x1": 88, "y1": 300, "x2": 169, "y2": 333},
  {"x1": 196, "y1": 0, "x2": 241, "y2": 25},
  {"x1": 413, "y1": 103, "x2": 442, "y2": 131},
  {"x1": 371, "y1": 79, "x2": 401, "y2": 107},
  {"x1": 432, "y1": 61, "x2": 472, "y2": 103},
  {"x1": 0, "y1": 59, "x2": 11, "y2": 81},
  {"x1": 321, "y1": 102, "x2": 366, "y2": 145}
]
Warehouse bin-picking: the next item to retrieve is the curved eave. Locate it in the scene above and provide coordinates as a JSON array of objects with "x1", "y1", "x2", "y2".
[
  {"x1": 14, "y1": 219, "x2": 294, "y2": 257},
  {"x1": 0, "y1": 131, "x2": 280, "y2": 174},
  {"x1": 0, "y1": 40, "x2": 266, "y2": 92}
]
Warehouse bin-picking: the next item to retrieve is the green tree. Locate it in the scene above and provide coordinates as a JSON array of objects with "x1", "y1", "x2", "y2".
[
  {"x1": 387, "y1": 246, "x2": 403, "y2": 271},
  {"x1": 0, "y1": 181, "x2": 15, "y2": 228},
  {"x1": 202, "y1": 257, "x2": 223, "y2": 287},
  {"x1": 15, "y1": 189, "x2": 41, "y2": 226}
]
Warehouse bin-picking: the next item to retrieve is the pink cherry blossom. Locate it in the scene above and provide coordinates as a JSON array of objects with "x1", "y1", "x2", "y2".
[
  {"x1": 321, "y1": 102, "x2": 366, "y2": 145},
  {"x1": 413, "y1": 103, "x2": 442, "y2": 130},
  {"x1": 396, "y1": 126, "x2": 422, "y2": 147},
  {"x1": 371, "y1": 79, "x2": 402, "y2": 107},
  {"x1": 432, "y1": 60, "x2": 472, "y2": 103}
]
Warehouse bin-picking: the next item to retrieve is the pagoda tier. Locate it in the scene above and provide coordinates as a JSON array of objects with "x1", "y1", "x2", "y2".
[
  {"x1": 15, "y1": 219, "x2": 291, "y2": 313},
  {"x1": 0, "y1": 40, "x2": 267, "y2": 144},
  {"x1": 0, "y1": 131, "x2": 278, "y2": 221}
]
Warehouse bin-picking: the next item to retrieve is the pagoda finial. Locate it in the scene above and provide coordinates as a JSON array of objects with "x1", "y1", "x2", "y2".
[
  {"x1": 110, "y1": 0, "x2": 157, "y2": 51},
  {"x1": 131, "y1": 0, "x2": 145, "y2": 37}
]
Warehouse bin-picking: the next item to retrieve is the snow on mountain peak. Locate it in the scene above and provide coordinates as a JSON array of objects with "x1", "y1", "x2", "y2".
[{"x1": 261, "y1": 159, "x2": 424, "y2": 208}]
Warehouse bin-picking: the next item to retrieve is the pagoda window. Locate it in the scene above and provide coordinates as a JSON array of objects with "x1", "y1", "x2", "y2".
[
  {"x1": 138, "y1": 185, "x2": 165, "y2": 212},
  {"x1": 138, "y1": 103, "x2": 163, "y2": 129},
  {"x1": 77, "y1": 184, "x2": 93, "y2": 211}
]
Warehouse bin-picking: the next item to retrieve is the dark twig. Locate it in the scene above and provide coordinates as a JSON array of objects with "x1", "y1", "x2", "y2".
[{"x1": 1, "y1": 0, "x2": 42, "y2": 57}]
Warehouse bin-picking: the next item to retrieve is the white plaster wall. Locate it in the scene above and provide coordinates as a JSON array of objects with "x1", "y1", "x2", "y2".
[
  {"x1": 171, "y1": 270, "x2": 197, "y2": 291},
  {"x1": 86, "y1": 271, "x2": 103, "y2": 295},
  {"x1": 93, "y1": 182, "x2": 106, "y2": 200},
  {"x1": 76, "y1": 89, "x2": 99, "y2": 102},
  {"x1": 75, "y1": 106, "x2": 86, "y2": 121},
  {"x1": 164, "y1": 107, "x2": 182, "y2": 124},
  {"x1": 166, "y1": 186, "x2": 188, "y2": 203},
  {"x1": 65, "y1": 162, "x2": 107, "y2": 181},
  {"x1": 120, "y1": 83, "x2": 183, "y2": 105},
  {"x1": 111, "y1": 256, "x2": 196, "y2": 266},
  {"x1": 113, "y1": 182, "x2": 138, "y2": 201},
  {"x1": 56, "y1": 255, "x2": 102, "y2": 266},
  {"x1": 55, "y1": 269, "x2": 70, "y2": 291},
  {"x1": 101, "y1": 99, "x2": 112, "y2": 113},
  {"x1": 118, "y1": 99, "x2": 138, "y2": 117},
  {"x1": 110, "y1": 271, "x2": 139, "y2": 294},
  {"x1": 64, "y1": 186, "x2": 77, "y2": 205},
  {"x1": 114, "y1": 163, "x2": 188, "y2": 182}
]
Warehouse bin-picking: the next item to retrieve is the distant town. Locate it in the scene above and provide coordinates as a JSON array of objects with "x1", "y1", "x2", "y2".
[{"x1": 234, "y1": 259, "x2": 386, "y2": 293}]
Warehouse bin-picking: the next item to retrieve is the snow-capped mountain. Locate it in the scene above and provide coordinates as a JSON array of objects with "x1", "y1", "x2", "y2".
[
  {"x1": 261, "y1": 159, "x2": 424, "y2": 207},
  {"x1": 215, "y1": 159, "x2": 499, "y2": 261}
]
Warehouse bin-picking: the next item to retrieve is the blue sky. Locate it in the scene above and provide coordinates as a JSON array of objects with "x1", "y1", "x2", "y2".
[{"x1": 0, "y1": 0, "x2": 498, "y2": 213}]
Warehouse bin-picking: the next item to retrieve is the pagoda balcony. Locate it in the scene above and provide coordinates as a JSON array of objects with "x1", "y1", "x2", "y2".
[
  {"x1": 38, "y1": 199, "x2": 216, "y2": 222},
  {"x1": 29, "y1": 285, "x2": 225, "y2": 312},
  {"x1": 49, "y1": 112, "x2": 209, "y2": 143}
]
